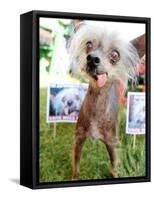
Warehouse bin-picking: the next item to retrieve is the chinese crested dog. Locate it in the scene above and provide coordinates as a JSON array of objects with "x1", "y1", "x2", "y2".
[
  {"x1": 50, "y1": 88, "x2": 85, "y2": 116},
  {"x1": 69, "y1": 23, "x2": 139, "y2": 179}
]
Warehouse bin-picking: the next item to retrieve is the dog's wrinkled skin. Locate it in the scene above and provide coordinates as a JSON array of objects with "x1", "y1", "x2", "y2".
[{"x1": 69, "y1": 24, "x2": 139, "y2": 179}]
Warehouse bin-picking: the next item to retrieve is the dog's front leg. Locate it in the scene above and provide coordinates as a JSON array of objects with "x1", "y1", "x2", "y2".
[
  {"x1": 72, "y1": 133, "x2": 86, "y2": 180},
  {"x1": 105, "y1": 142, "x2": 118, "y2": 178}
]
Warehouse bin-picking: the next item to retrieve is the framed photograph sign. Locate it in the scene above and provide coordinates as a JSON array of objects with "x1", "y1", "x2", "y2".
[
  {"x1": 20, "y1": 10, "x2": 151, "y2": 189},
  {"x1": 46, "y1": 83, "x2": 88, "y2": 123},
  {"x1": 126, "y1": 92, "x2": 145, "y2": 134}
]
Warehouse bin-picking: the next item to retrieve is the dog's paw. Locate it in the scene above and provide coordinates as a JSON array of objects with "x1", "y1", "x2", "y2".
[
  {"x1": 71, "y1": 177, "x2": 78, "y2": 181},
  {"x1": 111, "y1": 170, "x2": 118, "y2": 178},
  {"x1": 71, "y1": 172, "x2": 80, "y2": 180}
]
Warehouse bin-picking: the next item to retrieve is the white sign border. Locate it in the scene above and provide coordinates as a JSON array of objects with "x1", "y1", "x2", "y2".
[{"x1": 126, "y1": 92, "x2": 145, "y2": 135}]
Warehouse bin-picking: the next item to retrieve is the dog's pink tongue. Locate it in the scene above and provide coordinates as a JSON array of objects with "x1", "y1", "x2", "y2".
[{"x1": 96, "y1": 74, "x2": 107, "y2": 88}]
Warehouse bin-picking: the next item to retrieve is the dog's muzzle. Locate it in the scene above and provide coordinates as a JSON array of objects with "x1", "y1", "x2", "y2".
[
  {"x1": 87, "y1": 54, "x2": 100, "y2": 68},
  {"x1": 86, "y1": 54, "x2": 108, "y2": 88},
  {"x1": 86, "y1": 54, "x2": 100, "y2": 80}
]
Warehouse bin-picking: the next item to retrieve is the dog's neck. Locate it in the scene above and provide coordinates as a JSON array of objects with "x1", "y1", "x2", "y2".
[
  {"x1": 89, "y1": 79, "x2": 115, "y2": 95},
  {"x1": 82, "y1": 79, "x2": 120, "y2": 124}
]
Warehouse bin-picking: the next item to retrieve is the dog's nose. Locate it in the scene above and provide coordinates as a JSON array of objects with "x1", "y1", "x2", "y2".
[
  {"x1": 67, "y1": 100, "x2": 73, "y2": 106},
  {"x1": 87, "y1": 54, "x2": 100, "y2": 67}
]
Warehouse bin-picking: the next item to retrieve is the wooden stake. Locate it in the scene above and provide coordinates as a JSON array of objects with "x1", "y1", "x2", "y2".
[
  {"x1": 53, "y1": 122, "x2": 57, "y2": 138},
  {"x1": 133, "y1": 134, "x2": 136, "y2": 149}
]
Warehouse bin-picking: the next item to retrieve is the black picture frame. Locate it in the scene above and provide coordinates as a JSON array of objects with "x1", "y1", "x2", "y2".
[{"x1": 20, "y1": 10, "x2": 151, "y2": 189}]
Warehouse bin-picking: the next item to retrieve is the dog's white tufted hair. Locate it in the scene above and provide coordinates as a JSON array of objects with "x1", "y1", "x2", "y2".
[{"x1": 69, "y1": 23, "x2": 139, "y2": 88}]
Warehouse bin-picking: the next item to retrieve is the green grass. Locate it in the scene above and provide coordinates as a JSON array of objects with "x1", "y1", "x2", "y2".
[{"x1": 39, "y1": 88, "x2": 145, "y2": 182}]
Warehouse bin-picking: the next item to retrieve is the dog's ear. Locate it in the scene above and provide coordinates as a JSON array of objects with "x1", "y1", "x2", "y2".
[
  {"x1": 121, "y1": 41, "x2": 139, "y2": 85},
  {"x1": 50, "y1": 94, "x2": 55, "y2": 101},
  {"x1": 73, "y1": 21, "x2": 86, "y2": 33},
  {"x1": 131, "y1": 34, "x2": 145, "y2": 58},
  {"x1": 75, "y1": 95, "x2": 80, "y2": 101},
  {"x1": 62, "y1": 96, "x2": 66, "y2": 103}
]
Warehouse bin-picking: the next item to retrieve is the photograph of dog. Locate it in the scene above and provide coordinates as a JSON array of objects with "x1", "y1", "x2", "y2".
[
  {"x1": 127, "y1": 93, "x2": 145, "y2": 134},
  {"x1": 69, "y1": 23, "x2": 139, "y2": 179},
  {"x1": 49, "y1": 87, "x2": 87, "y2": 117}
]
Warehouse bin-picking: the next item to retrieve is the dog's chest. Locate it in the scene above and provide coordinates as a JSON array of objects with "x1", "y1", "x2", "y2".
[
  {"x1": 90, "y1": 121, "x2": 104, "y2": 140},
  {"x1": 85, "y1": 83, "x2": 119, "y2": 139}
]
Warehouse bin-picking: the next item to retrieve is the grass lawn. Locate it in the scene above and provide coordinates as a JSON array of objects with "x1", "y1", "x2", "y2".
[{"x1": 39, "y1": 88, "x2": 145, "y2": 183}]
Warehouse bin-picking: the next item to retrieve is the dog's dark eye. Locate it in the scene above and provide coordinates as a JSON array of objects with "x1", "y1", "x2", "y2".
[
  {"x1": 86, "y1": 41, "x2": 93, "y2": 52},
  {"x1": 110, "y1": 49, "x2": 120, "y2": 65}
]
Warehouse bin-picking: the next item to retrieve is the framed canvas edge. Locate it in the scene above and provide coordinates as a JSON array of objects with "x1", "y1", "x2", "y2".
[{"x1": 21, "y1": 10, "x2": 151, "y2": 189}]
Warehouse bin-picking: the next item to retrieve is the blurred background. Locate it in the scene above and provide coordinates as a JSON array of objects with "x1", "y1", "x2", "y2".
[{"x1": 40, "y1": 18, "x2": 82, "y2": 86}]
